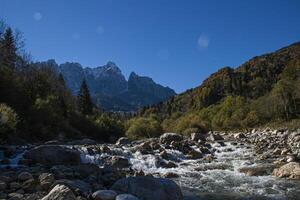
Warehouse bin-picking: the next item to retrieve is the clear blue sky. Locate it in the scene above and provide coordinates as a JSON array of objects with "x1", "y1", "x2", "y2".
[{"x1": 1, "y1": 0, "x2": 300, "y2": 93}]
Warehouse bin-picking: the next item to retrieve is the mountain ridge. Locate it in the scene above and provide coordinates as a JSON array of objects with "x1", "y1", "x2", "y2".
[{"x1": 34, "y1": 60, "x2": 176, "y2": 111}]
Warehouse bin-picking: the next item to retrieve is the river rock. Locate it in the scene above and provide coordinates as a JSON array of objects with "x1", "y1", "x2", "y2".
[
  {"x1": 39, "y1": 173, "x2": 55, "y2": 190},
  {"x1": 116, "y1": 137, "x2": 131, "y2": 146},
  {"x1": 160, "y1": 133, "x2": 183, "y2": 145},
  {"x1": 116, "y1": 194, "x2": 140, "y2": 200},
  {"x1": 8, "y1": 192, "x2": 24, "y2": 200},
  {"x1": 24, "y1": 145, "x2": 81, "y2": 166},
  {"x1": 163, "y1": 172, "x2": 179, "y2": 178},
  {"x1": 239, "y1": 166, "x2": 271, "y2": 176},
  {"x1": 41, "y1": 184, "x2": 76, "y2": 200},
  {"x1": 111, "y1": 176, "x2": 183, "y2": 200},
  {"x1": 92, "y1": 190, "x2": 117, "y2": 200},
  {"x1": 18, "y1": 172, "x2": 33, "y2": 182},
  {"x1": 208, "y1": 133, "x2": 224, "y2": 141},
  {"x1": 55, "y1": 179, "x2": 92, "y2": 196},
  {"x1": 272, "y1": 162, "x2": 300, "y2": 179},
  {"x1": 9, "y1": 182, "x2": 21, "y2": 190},
  {"x1": 0, "y1": 181, "x2": 6, "y2": 190},
  {"x1": 234, "y1": 133, "x2": 246, "y2": 139},
  {"x1": 190, "y1": 132, "x2": 207, "y2": 142},
  {"x1": 110, "y1": 156, "x2": 130, "y2": 169}
]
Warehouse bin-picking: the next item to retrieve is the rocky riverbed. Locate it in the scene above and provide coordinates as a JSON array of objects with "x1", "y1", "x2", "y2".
[{"x1": 1, "y1": 129, "x2": 300, "y2": 200}]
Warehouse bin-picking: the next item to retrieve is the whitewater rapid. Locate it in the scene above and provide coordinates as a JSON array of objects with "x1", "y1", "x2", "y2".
[{"x1": 79, "y1": 141, "x2": 300, "y2": 200}]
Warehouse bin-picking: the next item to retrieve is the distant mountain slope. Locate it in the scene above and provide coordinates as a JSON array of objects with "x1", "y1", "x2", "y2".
[
  {"x1": 34, "y1": 60, "x2": 176, "y2": 111},
  {"x1": 139, "y1": 42, "x2": 300, "y2": 131}
]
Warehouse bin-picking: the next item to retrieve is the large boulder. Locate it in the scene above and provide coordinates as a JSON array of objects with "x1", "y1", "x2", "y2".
[
  {"x1": 272, "y1": 162, "x2": 300, "y2": 179},
  {"x1": 190, "y1": 132, "x2": 207, "y2": 142},
  {"x1": 116, "y1": 194, "x2": 140, "y2": 200},
  {"x1": 24, "y1": 145, "x2": 81, "y2": 166},
  {"x1": 208, "y1": 133, "x2": 224, "y2": 141},
  {"x1": 92, "y1": 190, "x2": 117, "y2": 200},
  {"x1": 111, "y1": 176, "x2": 183, "y2": 200},
  {"x1": 18, "y1": 172, "x2": 33, "y2": 182},
  {"x1": 54, "y1": 179, "x2": 92, "y2": 196},
  {"x1": 159, "y1": 133, "x2": 183, "y2": 145},
  {"x1": 39, "y1": 173, "x2": 55, "y2": 190},
  {"x1": 41, "y1": 184, "x2": 76, "y2": 200},
  {"x1": 116, "y1": 137, "x2": 131, "y2": 146}
]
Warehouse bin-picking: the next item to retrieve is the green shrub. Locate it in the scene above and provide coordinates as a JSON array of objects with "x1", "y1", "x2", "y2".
[
  {"x1": 0, "y1": 103, "x2": 18, "y2": 137},
  {"x1": 126, "y1": 117, "x2": 162, "y2": 140}
]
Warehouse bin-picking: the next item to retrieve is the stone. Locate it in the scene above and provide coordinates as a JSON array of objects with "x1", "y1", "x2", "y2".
[
  {"x1": 116, "y1": 194, "x2": 140, "y2": 200},
  {"x1": 116, "y1": 137, "x2": 131, "y2": 146},
  {"x1": 9, "y1": 182, "x2": 21, "y2": 190},
  {"x1": 8, "y1": 192, "x2": 24, "y2": 200},
  {"x1": 111, "y1": 176, "x2": 183, "y2": 200},
  {"x1": 208, "y1": 133, "x2": 224, "y2": 141},
  {"x1": 54, "y1": 179, "x2": 92, "y2": 196},
  {"x1": 24, "y1": 145, "x2": 81, "y2": 166},
  {"x1": 22, "y1": 178, "x2": 36, "y2": 193},
  {"x1": 0, "y1": 181, "x2": 6, "y2": 190},
  {"x1": 92, "y1": 190, "x2": 117, "y2": 200},
  {"x1": 272, "y1": 162, "x2": 300, "y2": 179},
  {"x1": 234, "y1": 133, "x2": 246, "y2": 139},
  {"x1": 39, "y1": 173, "x2": 55, "y2": 190},
  {"x1": 18, "y1": 172, "x2": 33, "y2": 182},
  {"x1": 163, "y1": 172, "x2": 179, "y2": 178},
  {"x1": 190, "y1": 132, "x2": 206, "y2": 142},
  {"x1": 74, "y1": 163, "x2": 101, "y2": 177},
  {"x1": 239, "y1": 166, "x2": 271, "y2": 176},
  {"x1": 41, "y1": 184, "x2": 76, "y2": 200},
  {"x1": 159, "y1": 133, "x2": 183, "y2": 145},
  {"x1": 186, "y1": 149, "x2": 202, "y2": 159},
  {"x1": 110, "y1": 156, "x2": 130, "y2": 169}
]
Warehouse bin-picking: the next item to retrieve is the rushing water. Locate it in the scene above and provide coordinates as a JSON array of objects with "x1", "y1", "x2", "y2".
[
  {"x1": 2, "y1": 142, "x2": 300, "y2": 199},
  {"x1": 80, "y1": 141, "x2": 300, "y2": 200}
]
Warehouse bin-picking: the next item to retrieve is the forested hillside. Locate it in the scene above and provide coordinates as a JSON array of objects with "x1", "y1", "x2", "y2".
[
  {"x1": 0, "y1": 23, "x2": 124, "y2": 143},
  {"x1": 127, "y1": 42, "x2": 300, "y2": 138}
]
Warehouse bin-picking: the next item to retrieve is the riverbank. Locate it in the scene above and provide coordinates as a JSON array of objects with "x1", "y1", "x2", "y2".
[{"x1": 1, "y1": 129, "x2": 300, "y2": 200}]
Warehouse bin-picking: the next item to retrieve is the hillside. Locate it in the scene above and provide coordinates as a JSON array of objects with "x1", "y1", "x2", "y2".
[{"x1": 137, "y1": 42, "x2": 300, "y2": 133}]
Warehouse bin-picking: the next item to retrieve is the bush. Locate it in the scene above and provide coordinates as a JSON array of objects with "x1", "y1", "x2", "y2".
[
  {"x1": 94, "y1": 114, "x2": 124, "y2": 141},
  {"x1": 0, "y1": 103, "x2": 18, "y2": 138},
  {"x1": 173, "y1": 113, "x2": 208, "y2": 135},
  {"x1": 126, "y1": 117, "x2": 162, "y2": 140}
]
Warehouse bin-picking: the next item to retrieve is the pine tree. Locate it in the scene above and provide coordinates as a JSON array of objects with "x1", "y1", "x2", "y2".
[
  {"x1": 77, "y1": 79, "x2": 93, "y2": 115},
  {"x1": 1, "y1": 27, "x2": 17, "y2": 69}
]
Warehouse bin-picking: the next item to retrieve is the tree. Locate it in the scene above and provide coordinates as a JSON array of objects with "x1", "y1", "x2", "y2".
[
  {"x1": 77, "y1": 79, "x2": 93, "y2": 115},
  {"x1": 1, "y1": 27, "x2": 17, "y2": 69}
]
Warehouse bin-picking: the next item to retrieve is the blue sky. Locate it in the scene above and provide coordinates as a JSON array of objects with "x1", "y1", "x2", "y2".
[{"x1": 1, "y1": 0, "x2": 300, "y2": 93}]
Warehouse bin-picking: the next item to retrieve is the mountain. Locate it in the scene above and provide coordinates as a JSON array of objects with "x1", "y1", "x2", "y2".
[
  {"x1": 139, "y1": 42, "x2": 300, "y2": 132},
  {"x1": 34, "y1": 60, "x2": 176, "y2": 111}
]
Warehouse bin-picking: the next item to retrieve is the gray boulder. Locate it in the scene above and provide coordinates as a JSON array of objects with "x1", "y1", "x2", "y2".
[
  {"x1": 92, "y1": 190, "x2": 117, "y2": 200},
  {"x1": 116, "y1": 137, "x2": 131, "y2": 146},
  {"x1": 159, "y1": 133, "x2": 183, "y2": 145},
  {"x1": 24, "y1": 145, "x2": 81, "y2": 166},
  {"x1": 190, "y1": 132, "x2": 207, "y2": 142},
  {"x1": 111, "y1": 176, "x2": 183, "y2": 200},
  {"x1": 54, "y1": 179, "x2": 92, "y2": 196},
  {"x1": 273, "y1": 162, "x2": 300, "y2": 179},
  {"x1": 116, "y1": 194, "x2": 140, "y2": 200},
  {"x1": 41, "y1": 184, "x2": 76, "y2": 200}
]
